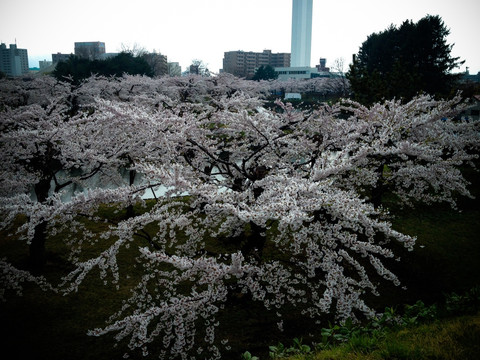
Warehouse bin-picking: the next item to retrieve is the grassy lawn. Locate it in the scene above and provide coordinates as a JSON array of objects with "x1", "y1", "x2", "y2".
[{"x1": 281, "y1": 314, "x2": 480, "y2": 360}]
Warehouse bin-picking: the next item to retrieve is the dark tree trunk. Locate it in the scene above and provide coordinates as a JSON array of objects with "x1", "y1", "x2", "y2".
[
  {"x1": 241, "y1": 221, "x2": 267, "y2": 262},
  {"x1": 29, "y1": 178, "x2": 51, "y2": 272},
  {"x1": 126, "y1": 168, "x2": 137, "y2": 219},
  {"x1": 240, "y1": 169, "x2": 269, "y2": 261},
  {"x1": 30, "y1": 220, "x2": 48, "y2": 273},
  {"x1": 371, "y1": 164, "x2": 386, "y2": 208},
  {"x1": 126, "y1": 205, "x2": 135, "y2": 219}
]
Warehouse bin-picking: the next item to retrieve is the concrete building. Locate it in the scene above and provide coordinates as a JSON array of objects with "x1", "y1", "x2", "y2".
[
  {"x1": 39, "y1": 60, "x2": 52, "y2": 70},
  {"x1": 222, "y1": 49, "x2": 290, "y2": 79},
  {"x1": 275, "y1": 66, "x2": 318, "y2": 80},
  {"x1": 168, "y1": 62, "x2": 182, "y2": 77},
  {"x1": 291, "y1": 0, "x2": 313, "y2": 67},
  {"x1": 0, "y1": 43, "x2": 29, "y2": 76},
  {"x1": 316, "y1": 58, "x2": 329, "y2": 72},
  {"x1": 52, "y1": 52, "x2": 72, "y2": 63},
  {"x1": 74, "y1": 41, "x2": 106, "y2": 60},
  {"x1": 276, "y1": 57, "x2": 333, "y2": 81}
]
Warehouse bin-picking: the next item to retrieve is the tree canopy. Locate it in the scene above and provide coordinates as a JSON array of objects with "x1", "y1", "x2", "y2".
[
  {"x1": 187, "y1": 59, "x2": 210, "y2": 76},
  {"x1": 53, "y1": 52, "x2": 154, "y2": 84},
  {"x1": 347, "y1": 15, "x2": 464, "y2": 105},
  {"x1": 253, "y1": 65, "x2": 278, "y2": 81}
]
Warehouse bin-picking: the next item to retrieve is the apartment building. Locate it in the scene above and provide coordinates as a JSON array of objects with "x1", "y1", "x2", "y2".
[
  {"x1": 0, "y1": 43, "x2": 29, "y2": 76},
  {"x1": 52, "y1": 52, "x2": 72, "y2": 63},
  {"x1": 74, "y1": 41, "x2": 106, "y2": 60},
  {"x1": 223, "y1": 49, "x2": 290, "y2": 79}
]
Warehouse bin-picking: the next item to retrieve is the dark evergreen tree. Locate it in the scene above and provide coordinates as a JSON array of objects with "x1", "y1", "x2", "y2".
[
  {"x1": 53, "y1": 56, "x2": 93, "y2": 84},
  {"x1": 347, "y1": 15, "x2": 464, "y2": 104},
  {"x1": 103, "y1": 52, "x2": 153, "y2": 78},
  {"x1": 252, "y1": 65, "x2": 278, "y2": 81},
  {"x1": 53, "y1": 52, "x2": 153, "y2": 84}
]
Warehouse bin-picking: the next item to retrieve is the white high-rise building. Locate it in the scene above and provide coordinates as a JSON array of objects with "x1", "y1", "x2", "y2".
[
  {"x1": 276, "y1": 0, "x2": 330, "y2": 83},
  {"x1": 290, "y1": 0, "x2": 313, "y2": 67}
]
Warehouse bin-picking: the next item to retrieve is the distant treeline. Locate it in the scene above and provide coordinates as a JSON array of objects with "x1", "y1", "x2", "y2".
[{"x1": 53, "y1": 52, "x2": 153, "y2": 84}]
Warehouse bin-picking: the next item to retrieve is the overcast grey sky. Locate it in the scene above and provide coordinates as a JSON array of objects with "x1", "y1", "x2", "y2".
[{"x1": 1, "y1": 0, "x2": 478, "y2": 74}]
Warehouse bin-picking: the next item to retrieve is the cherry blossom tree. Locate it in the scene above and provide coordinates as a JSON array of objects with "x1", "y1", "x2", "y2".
[
  {"x1": 0, "y1": 76, "x2": 169, "y2": 270},
  {"x1": 0, "y1": 79, "x2": 87, "y2": 270},
  {"x1": 1, "y1": 75, "x2": 478, "y2": 359},
  {"x1": 339, "y1": 96, "x2": 479, "y2": 208}
]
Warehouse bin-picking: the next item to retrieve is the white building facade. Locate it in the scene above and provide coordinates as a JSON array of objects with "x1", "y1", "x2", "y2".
[{"x1": 291, "y1": 0, "x2": 313, "y2": 67}]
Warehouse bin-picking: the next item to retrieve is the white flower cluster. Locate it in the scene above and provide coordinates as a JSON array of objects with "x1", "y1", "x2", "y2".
[{"x1": 0, "y1": 259, "x2": 56, "y2": 301}]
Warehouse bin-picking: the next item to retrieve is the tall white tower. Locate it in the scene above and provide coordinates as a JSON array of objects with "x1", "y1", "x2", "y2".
[{"x1": 291, "y1": 0, "x2": 313, "y2": 67}]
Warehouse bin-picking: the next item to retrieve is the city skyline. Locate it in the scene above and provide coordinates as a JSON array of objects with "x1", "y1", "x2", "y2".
[{"x1": 1, "y1": 0, "x2": 479, "y2": 74}]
